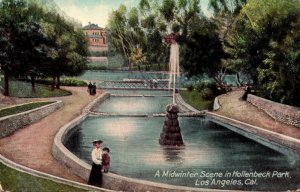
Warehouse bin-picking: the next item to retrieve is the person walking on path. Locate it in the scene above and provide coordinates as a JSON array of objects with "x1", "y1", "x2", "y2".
[{"x1": 88, "y1": 139, "x2": 103, "y2": 187}]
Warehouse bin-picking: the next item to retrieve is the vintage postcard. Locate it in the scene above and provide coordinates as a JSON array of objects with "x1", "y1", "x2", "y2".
[{"x1": 0, "y1": 0, "x2": 299, "y2": 191}]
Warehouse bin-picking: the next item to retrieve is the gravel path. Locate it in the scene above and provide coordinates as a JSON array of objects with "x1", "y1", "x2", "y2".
[
  {"x1": 0, "y1": 86, "x2": 102, "y2": 183},
  {"x1": 215, "y1": 89, "x2": 300, "y2": 139}
]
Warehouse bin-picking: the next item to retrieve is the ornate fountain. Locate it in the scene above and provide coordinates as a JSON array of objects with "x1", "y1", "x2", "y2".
[{"x1": 159, "y1": 33, "x2": 184, "y2": 146}]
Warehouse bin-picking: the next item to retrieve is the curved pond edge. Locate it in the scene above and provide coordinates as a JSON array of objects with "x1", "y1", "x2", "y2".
[
  {"x1": 53, "y1": 92, "x2": 299, "y2": 191},
  {"x1": 0, "y1": 101, "x2": 63, "y2": 138},
  {"x1": 206, "y1": 112, "x2": 300, "y2": 158}
]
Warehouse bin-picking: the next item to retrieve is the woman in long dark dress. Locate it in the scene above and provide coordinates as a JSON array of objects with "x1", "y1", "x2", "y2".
[{"x1": 88, "y1": 139, "x2": 103, "y2": 187}]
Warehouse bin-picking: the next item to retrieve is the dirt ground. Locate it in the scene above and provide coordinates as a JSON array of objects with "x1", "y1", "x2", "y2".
[{"x1": 215, "y1": 89, "x2": 300, "y2": 139}]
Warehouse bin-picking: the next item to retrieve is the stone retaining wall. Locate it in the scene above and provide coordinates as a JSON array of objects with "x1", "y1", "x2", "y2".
[
  {"x1": 206, "y1": 112, "x2": 300, "y2": 157},
  {"x1": 0, "y1": 101, "x2": 63, "y2": 138},
  {"x1": 247, "y1": 94, "x2": 300, "y2": 128},
  {"x1": 213, "y1": 97, "x2": 221, "y2": 111}
]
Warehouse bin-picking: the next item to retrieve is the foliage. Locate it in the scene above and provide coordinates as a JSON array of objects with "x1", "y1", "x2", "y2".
[
  {"x1": 186, "y1": 85, "x2": 194, "y2": 92},
  {"x1": 130, "y1": 47, "x2": 146, "y2": 67},
  {"x1": 0, "y1": 0, "x2": 88, "y2": 96},
  {"x1": 88, "y1": 51, "x2": 108, "y2": 57},
  {"x1": 209, "y1": 0, "x2": 247, "y2": 16},
  {"x1": 225, "y1": 0, "x2": 300, "y2": 106},
  {"x1": 180, "y1": 17, "x2": 227, "y2": 90},
  {"x1": 200, "y1": 87, "x2": 214, "y2": 100},
  {"x1": 18, "y1": 77, "x2": 87, "y2": 87},
  {"x1": 60, "y1": 78, "x2": 87, "y2": 86},
  {"x1": 0, "y1": 101, "x2": 54, "y2": 118},
  {"x1": 108, "y1": 0, "x2": 205, "y2": 71},
  {"x1": 42, "y1": 11, "x2": 88, "y2": 89}
]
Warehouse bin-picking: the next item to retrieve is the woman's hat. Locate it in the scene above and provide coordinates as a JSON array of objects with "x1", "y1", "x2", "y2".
[{"x1": 92, "y1": 139, "x2": 103, "y2": 144}]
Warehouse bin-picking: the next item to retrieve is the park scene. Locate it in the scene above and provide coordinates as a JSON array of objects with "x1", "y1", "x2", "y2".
[{"x1": 0, "y1": 0, "x2": 300, "y2": 191}]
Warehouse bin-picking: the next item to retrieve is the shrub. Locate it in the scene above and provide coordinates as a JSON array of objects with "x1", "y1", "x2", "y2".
[
  {"x1": 187, "y1": 85, "x2": 194, "y2": 92},
  {"x1": 61, "y1": 78, "x2": 87, "y2": 86},
  {"x1": 200, "y1": 87, "x2": 214, "y2": 100},
  {"x1": 195, "y1": 81, "x2": 211, "y2": 92},
  {"x1": 87, "y1": 65, "x2": 108, "y2": 70}
]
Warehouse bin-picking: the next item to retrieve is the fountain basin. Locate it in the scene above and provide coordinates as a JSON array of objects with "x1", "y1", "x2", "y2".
[{"x1": 61, "y1": 115, "x2": 300, "y2": 191}]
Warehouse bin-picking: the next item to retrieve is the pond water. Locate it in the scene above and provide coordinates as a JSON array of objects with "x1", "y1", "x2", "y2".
[
  {"x1": 105, "y1": 89, "x2": 172, "y2": 96},
  {"x1": 65, "y1": 70, "x2": 299, "y2": 190},
  {"x1": 65, "y1": 116, "x2": 300, "y2": 191},
  {"x1": 92, "y1": 96, "x2": 171, "y2": 115},
  {"x1": 78, "y1": 70, "x2": 240, "y2": 86}
]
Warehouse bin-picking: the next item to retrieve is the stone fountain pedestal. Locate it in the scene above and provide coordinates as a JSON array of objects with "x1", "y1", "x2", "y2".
[{"x1": 159, "y1": 104, "x2": 184, "y2": 146}]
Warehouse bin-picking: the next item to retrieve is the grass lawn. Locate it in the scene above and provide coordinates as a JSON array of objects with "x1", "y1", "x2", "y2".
[
  {"x1": 179, "y1": 90, "x2": 214, "y2": 110},
  {"x1": 8, "y1": 81, "x2": 71, "y2": 98},
  {"x1": 0, "y1": 101, "x2": 54, "y2": 118},
  {"x1": 0, "y1": 163, "x2": 88, "y2": 192}
]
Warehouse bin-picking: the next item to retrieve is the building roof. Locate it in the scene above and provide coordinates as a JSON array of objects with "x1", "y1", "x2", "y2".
[{"x1": 83, "y1": 23, "x2": 103, "y2": 30}]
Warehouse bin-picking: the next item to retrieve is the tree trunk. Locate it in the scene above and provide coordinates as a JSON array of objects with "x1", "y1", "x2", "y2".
[
  {"x1": 3, "y1": 70, "x2": 9, "y2": 96},
  {"x1": 30, "y1": 73, "x2": 36, "y2": 93},
  {"x1": 51, "y1": 76, "x2": 56, "y2": 90},
  {"x1": 236, "y1": 72, "x2": 242, "y2": 87},
  {"x1": 56, "y1": 75, "x2": 60, "y2": 89}
]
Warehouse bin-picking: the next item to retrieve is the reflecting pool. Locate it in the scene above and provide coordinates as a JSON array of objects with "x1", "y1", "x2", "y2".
[
  {"x1": 78, "y1": 70, "x2": 242, "y2": 86},
  {"x1": 92, "y1": 96, "x2": 171, "y2": 115},
  {"x1": 65, "y1": 116, "x2": 300, "y2": 191},
  {"x1": 105, "y1": 89, "x2": 172, "y2": 96}
]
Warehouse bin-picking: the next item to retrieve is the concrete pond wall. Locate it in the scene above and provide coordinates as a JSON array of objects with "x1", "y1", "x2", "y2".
[
  {"x1": 206, "y1": 112, "x2": 300, "y2": 157},
  {"x1": 247, "y1": 94, "x2": 300, "y2": 128},
  {"x1": 52, "y1": 93, "x2": 223, "y2": 192},
  {"x1": 52, "y1": 92, "x2": 300, "y2": 192},
  {"x1": 0, "y1": 101, "x2": 63, "y2": 138}
]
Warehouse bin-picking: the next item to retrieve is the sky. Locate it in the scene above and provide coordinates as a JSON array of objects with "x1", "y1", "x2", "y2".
[{"x1": 53, "y1": 0, "x2": 211, "y2": 28}]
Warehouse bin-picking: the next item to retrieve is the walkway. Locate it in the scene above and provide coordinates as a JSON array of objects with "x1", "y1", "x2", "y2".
[
  {"x1": 215, "y1": 89, "x2": 300, "y2": 139},
  {"x1": 0, "y1": 86, "x2": 101, "y2": 183}
]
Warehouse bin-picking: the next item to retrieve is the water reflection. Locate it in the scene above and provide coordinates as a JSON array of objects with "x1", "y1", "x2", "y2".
[
  {"x1": 162, "y1": 146, "x2": 185, "y2": 165},
  {"x1": 64, "y1": 117, "x2": 300, "y2": 190},
  {"x1": 93, "y1": 97, "x2": 171, "y2": 115}
]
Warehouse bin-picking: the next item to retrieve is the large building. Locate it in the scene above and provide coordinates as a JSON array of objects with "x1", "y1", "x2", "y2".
[{"x1": 83, "y1": 22, "x2": 107, "y2": 52}]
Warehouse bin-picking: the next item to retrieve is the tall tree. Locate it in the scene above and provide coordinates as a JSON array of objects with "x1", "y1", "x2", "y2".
[
  {"x1": 13, "y1": 2, "x2": 49, "y2": 93},
  {"x1": 0, "y1": 0, "x2": 28, "y2": 96},
  {"x1": 226, "y1": 0, "x2": 300, "y2": 105},
  {"x1": 42, "y1": 12, "x2": 88, "y2": 89}
]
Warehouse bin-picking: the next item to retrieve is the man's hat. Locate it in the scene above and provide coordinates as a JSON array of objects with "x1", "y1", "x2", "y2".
[{"x1": 92, "y1": 139, "x2": 103, "y2": 144}]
